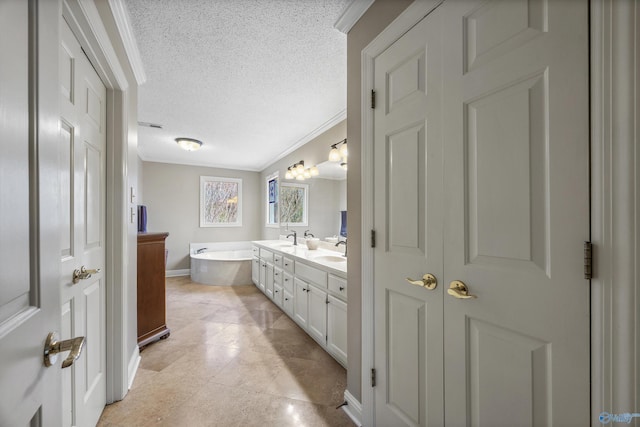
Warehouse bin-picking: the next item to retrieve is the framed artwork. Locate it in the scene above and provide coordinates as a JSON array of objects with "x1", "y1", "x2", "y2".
[
  {"x1": 280, "y1": 182, "x2": 308, "y2": 226},
  {"x1": 200, "y1": 176, "x2": 242, "y2": 227}
]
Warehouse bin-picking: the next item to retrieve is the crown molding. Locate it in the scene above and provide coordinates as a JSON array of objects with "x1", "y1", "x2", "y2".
[
  {"x1": 334, "y1": 0, "x2": 375, "y2": 34},
  {"x1": 108, "y1": 0, "x2": 147, "y2": 85}
]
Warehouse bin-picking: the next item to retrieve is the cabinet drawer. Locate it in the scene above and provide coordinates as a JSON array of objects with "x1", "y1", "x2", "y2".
[
  {"x1": 252, "y1": 246, "x2": 260, "y2": 257},
  {"x1": 282, "y1": 272, "x2": 294, "y2": 294},
  {"x1": 274, "y1": 267, "x2": 283, "y2": 284},
  {"x1": 282, "y1": 256, "x2": 294, "y2": 273},
  {"x1": 259, "y1": 248, "x2": 273, "y2": 261},
  {"x1": 296, "y1": 262, "x2": 327, "y2": 288},
  {"x1": 273, "y1": 284, "x2": 284, "y2": 307},
  {"x1": 273, "y1": 253, "x2": 283, "y2": 267},
  {"x1": 328, "y1": 274, "x2": 347, "y2": 299}
]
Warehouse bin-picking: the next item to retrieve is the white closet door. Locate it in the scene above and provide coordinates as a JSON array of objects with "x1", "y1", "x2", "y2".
[
  {"x1": 373, "y1": 7, "x2": 444, "y2": 426},
  {"x1": 59, "y1": 18, "x2": 107, "y2": 427},
  {"x1": 441, "y1": 0, "x2": 590, "y2": 425}
]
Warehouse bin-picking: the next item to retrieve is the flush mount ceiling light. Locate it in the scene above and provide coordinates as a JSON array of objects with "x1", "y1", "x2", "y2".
[
  {"x1": 175, "y1": 137, "x2": 203, "y2": 151},
  {"x1": 285, "y1": 160, "x2": 318, "y2": 181}
]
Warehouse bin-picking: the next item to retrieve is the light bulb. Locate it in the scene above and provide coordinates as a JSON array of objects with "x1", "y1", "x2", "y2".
[
  {"x1": 296, "y1": 163, "x2": 304, "y2": 173},
  {"x1": 339, "y1": 142, "x2": 348, "y2": 157},
  {"x1": 310, "y1": 166, "x2": 319, "y2": 176},
  {"x1": 285, "y1": 170, "x2": 293, "y2": 179},
  {"x1": 296, "y1": 174, "x2": 305, "y2": 181},
  {"x1": 304, "y1": 169, "x2": 311, "y2": 179},
  {"x1": 291, "y1": 168, "x2": 298, "y2": 177},
  {"x1": 329, "y1": 147, "x2": 341, "y2": 162}
]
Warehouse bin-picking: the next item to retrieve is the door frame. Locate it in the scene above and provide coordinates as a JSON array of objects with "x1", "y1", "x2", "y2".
[
  {"x1": 360, "y1": 1, "x2": 640, "y2": 426},
  {"x1": 62, "y1": 0, "x2": 132, "y2": 403}
]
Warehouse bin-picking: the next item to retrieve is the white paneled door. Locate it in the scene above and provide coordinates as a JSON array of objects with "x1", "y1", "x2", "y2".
[
  {"x1": 373, "y1": 0, "x2": 590, "y2": 426},
  {"x1": 0, "y1": 0, "x2": 62, "y2": 425},
  {"x1": 59, "y1": 18, "x2": 107, "y2": 427}
]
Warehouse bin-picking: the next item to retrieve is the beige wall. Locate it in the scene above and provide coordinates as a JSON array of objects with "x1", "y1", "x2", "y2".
[
  {"x1": 346, "y1": 0, "x2": 412, "y2": 402},
  {"x1": 260, "y1": 120, "x2": 347, "y2": 240},
  {"x1": 142, "y1": 162, "x2": 262, "y2": 270}
]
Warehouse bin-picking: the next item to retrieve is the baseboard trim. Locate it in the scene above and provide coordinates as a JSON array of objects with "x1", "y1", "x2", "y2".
[
  {"x1": 342, "y1": 390, "x2": 363, "y2": 426},
  {"x1": 127, "y1": 346, "x2": 141, "y2": 390},
  {"x1": 166, "y1": 269, "x2": 190, "y2": 277}
]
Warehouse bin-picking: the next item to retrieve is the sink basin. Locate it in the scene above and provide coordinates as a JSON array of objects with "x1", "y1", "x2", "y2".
[
  {"x1": 269, "y1": 241, "x2": 293, "y2": 247},
  {"x1": 312, "y1": 255, "x2": 346, "y2": 263}
]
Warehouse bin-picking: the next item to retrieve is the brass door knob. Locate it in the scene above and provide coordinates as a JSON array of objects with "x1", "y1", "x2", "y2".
[
  {"x1": 448, "y1": 280, "x2": 477, "y2": 299},
  {"x1": 43, "y1": 332, "x2": 85, "y2": 368},
  {"x1": 406, "y1": 273, "x2": 437, "y2": 290}
]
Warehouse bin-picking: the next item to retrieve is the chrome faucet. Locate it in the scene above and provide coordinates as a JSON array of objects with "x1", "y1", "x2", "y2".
[
  {"x1": 196, "y1": 247, "x2": 207, "y2": 254},
  {"x1": 335, "y1": 240, "x2": 347, "y2": 257},
  {"x1": 304, "y1": 230, "x2": 314, "y2": 238},
  {"x1": 286, "y1": 231, "x2": 298, "y2": 246}
]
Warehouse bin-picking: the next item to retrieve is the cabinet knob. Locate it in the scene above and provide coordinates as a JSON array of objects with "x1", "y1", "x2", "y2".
[{"x1": 339, "y1": 286, "x2": 345, "y2": 291}]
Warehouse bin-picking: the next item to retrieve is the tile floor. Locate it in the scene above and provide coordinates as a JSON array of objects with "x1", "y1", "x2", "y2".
[{"x1": 98, "y1": 276, "x2": 354, "y2": 427}]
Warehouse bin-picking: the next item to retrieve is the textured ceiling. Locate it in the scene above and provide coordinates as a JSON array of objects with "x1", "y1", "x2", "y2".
[{"x1": 125, "y1": 0, "x2": 349, "y2": 171}]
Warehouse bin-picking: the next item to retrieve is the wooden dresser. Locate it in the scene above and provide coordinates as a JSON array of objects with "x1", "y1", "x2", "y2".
[{"x1": 137, "y1": 232, "x2": 170, "y2": 348}]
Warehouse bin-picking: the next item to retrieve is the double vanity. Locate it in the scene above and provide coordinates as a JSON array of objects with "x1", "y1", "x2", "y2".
[{"x1": 251, "y1": 239, "x2": 347, "y2": 367}]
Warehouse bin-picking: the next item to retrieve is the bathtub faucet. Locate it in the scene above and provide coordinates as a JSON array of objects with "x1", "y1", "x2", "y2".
[
  {"x1": 196, "y1": 247, "x2": 207, "y2": 254},
  {"x1": 286, "y1": 231, "x2": 297, "y2": 246}
]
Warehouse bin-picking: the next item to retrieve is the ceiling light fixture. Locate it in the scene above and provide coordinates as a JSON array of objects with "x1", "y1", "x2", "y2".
[
  {"x1": 175, "y1": 137, "x2": 203, "y2": 151},
  {"x1": 329, "y1": 139, "x2": 347, "y2": 162},
  {"x1": 285, "y1": 160, "x2": 318, "y2": 181}
]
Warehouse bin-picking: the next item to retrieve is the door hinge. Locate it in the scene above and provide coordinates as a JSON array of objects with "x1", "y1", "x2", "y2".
[
  {"x1": 371, "y1": 90, "x2": 376, "y2": 109},
  {"x1": 371, "y1": 368, "x2": 377, "y2": 387},
  {"x1": 371, "y1": 229, "x2": 376, "y2": 248},
  {"x1": 584, "y1": 241, "x2": 593, "y2": 279}
]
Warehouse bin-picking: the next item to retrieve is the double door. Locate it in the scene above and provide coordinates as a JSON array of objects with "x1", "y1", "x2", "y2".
[{"x1": 373, "y1": 1, "x2": 590, "y2": 425}]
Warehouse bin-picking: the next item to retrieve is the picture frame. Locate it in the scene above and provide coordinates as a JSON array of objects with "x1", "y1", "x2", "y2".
[{"x1": 200, "y1": 176, "x2": 242, "y2": 227}]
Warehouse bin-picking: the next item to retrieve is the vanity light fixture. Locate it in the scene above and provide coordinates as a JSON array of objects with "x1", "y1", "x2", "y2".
[
  {"x1": 175, "y1": 137, "x2": 203, "y2": 151},
  {"x1": 329, "y1": 139, "x2": 347, "y2": 162},
  {"x1": 285, "y1": 160, "x2": 318, "y2": 181}
]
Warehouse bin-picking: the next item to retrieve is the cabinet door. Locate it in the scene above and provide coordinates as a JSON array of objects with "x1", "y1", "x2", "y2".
[
  {"x1": 327, "y1": 295, "x2": 347, "y2": 366},
  {"x1": 273, "y1": 266, "x2": 283, "y2": 285},
  {"x1": 265, "y1": 262, "x2": 274, "y2": 299},
  {"x1": 308, "y1": 284, "x2": 328, "y2": 345},
  {"x1": 283, "y1": 290, "x2": 294, "y2": 317},
  {"x1": 252, "y1": 257, "x2": 260, "y2": 286},
  {"x1": 293, "y1": 278, "x2": 308, "y2": 327},
  {"x1": 259, "y1": 261, "x2": 266, "y2": 293},
  {"x1": 273, "y1": 284, "x2": 283, "y2": 307}
]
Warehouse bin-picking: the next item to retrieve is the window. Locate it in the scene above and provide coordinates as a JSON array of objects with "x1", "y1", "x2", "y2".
[
  {"x1": 200, "y1": 176, "x2": 242, "y2": 227},
  {"x1": 266, "y1": 173, "x2": 279, "y2": 227},
  {"x1": 280, "y1": 182, "x2": 308, "y2": 226}
]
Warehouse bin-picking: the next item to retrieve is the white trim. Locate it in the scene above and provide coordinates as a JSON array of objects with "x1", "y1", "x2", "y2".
[
  {"x1": 107, "y1": 0, "x2": 147, "y2": 85},
  {"x1": 63, "y1": 0, "x2": 132, "y2": 404},
  {"x1": 127, "y1": 347, "x2": 141, "y2": 390},
  {"x1": 166, "y1": 269, "x2": 190, "y2": 277},
  {"x1": 360, "y1": 1, "x2": 447, "y2": 424},
  {"x1": 265, "y1": 171, "x2": 280, "y2": 228},
  {"x1": 334, "y1": 0, "x2": 375, "y2": 34},
  {"x1": 63, "y1": 0, "x2": 128, "y2": 91},
  {"x1": 257, "y1": 109, "x2": 347, "y2": 171},
  {"x1": 342, "y1": 390, "x2": 363, "y2": 426},
  {"x1": 590, "y1": 0, "x2": 640, "y2": 424}
]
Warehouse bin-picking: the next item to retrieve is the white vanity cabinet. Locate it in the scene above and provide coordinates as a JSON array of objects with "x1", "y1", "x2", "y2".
[
  {"x1": 251, "y1": 241, "x2": 348, "y2": 367},
  {"x1": 327, "y1": 294, "x2": 347, "y2": 366}
]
